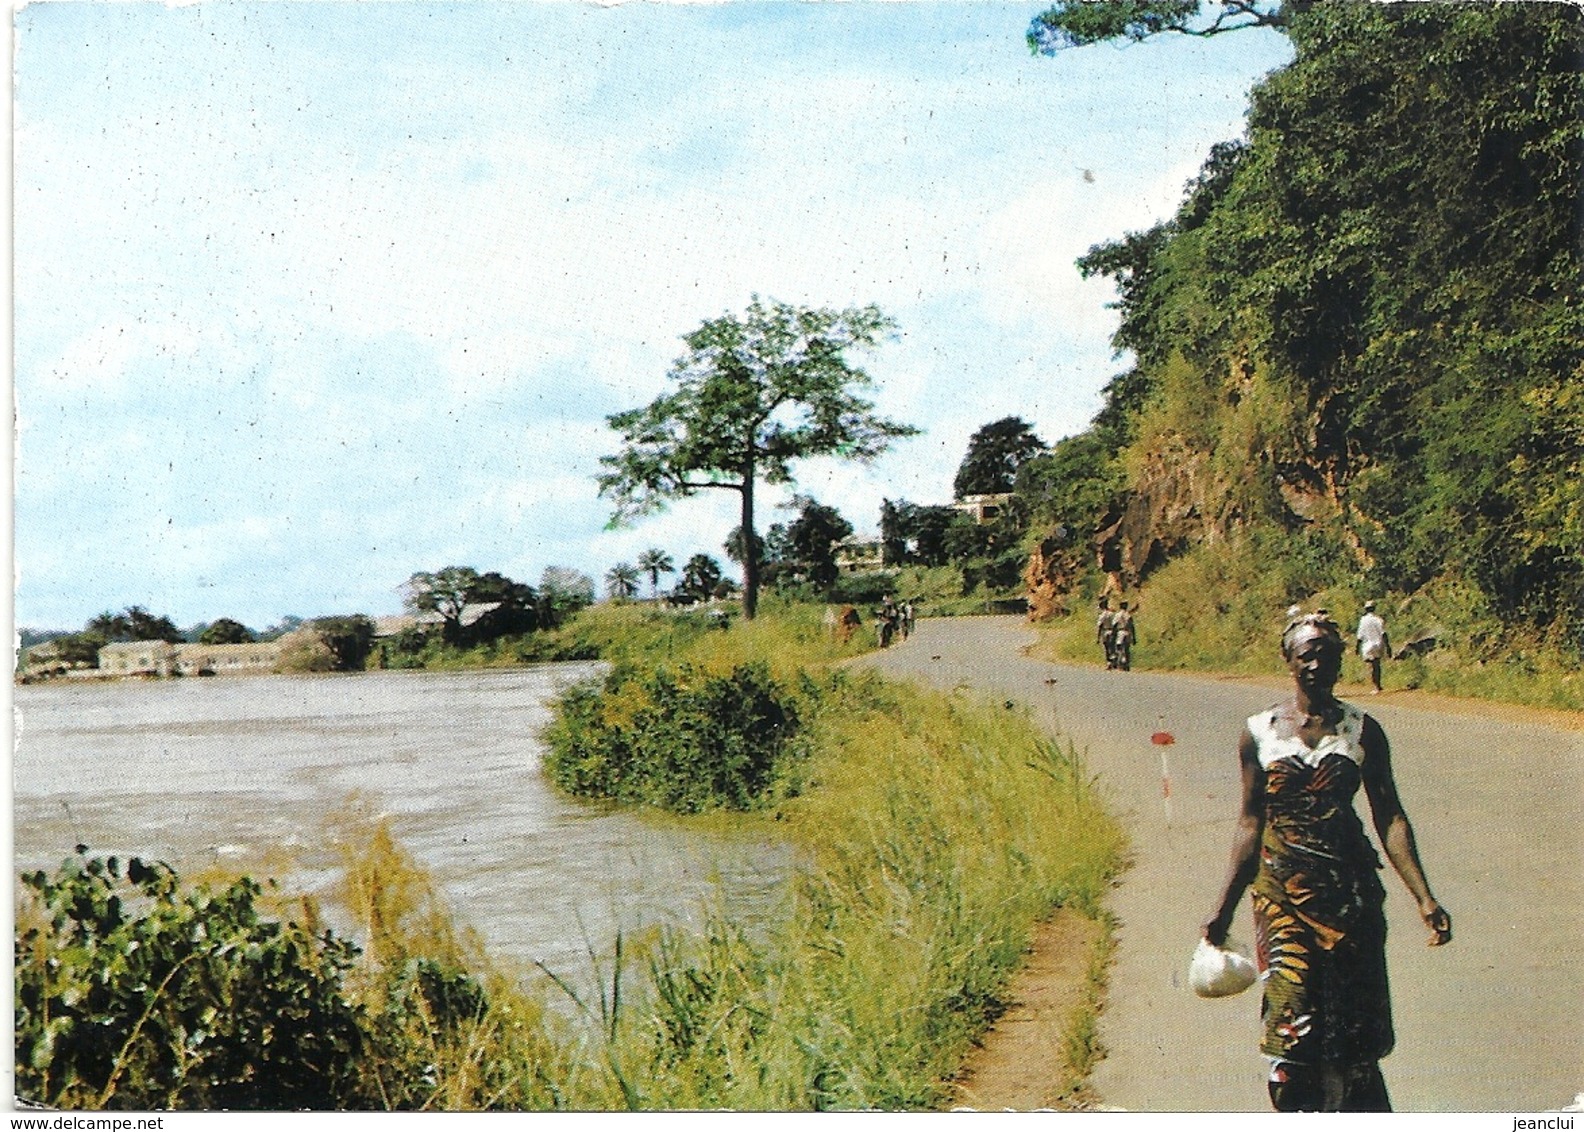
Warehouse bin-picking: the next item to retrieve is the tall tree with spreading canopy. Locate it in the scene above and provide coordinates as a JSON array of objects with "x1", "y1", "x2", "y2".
[
  {"x1": 953, "y1": 416, "x2": 1049, "y2": 499},
  {"x1": 600, "y1": 297, "x2": 915, "y2": 619},
  {"x1": 400, "y1": 567, "x2": 480, "y2": 641}
]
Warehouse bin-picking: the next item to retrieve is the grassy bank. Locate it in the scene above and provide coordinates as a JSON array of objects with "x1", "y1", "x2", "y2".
[
  {"x1": 1035, "y1": 536, "x2": 1582, "y2": 712},
  {"x1": 17, "y1": 610, "x2": 1123, "y2": 1110}
]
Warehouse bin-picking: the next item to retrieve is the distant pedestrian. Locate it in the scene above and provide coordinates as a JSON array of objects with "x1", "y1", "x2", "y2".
[
  {"x1": 877, "y1": 595, "x2": 899, "y2": 648},
  {"x1": 836, "y1": 605, "x2": 861, "y2": 644},
  {"x1": 1097, "y1": 599, "x2": 1116, "y2": 668},
  {"x1": 900, "y1": 600, "x2": 915, "y2": 640},
  {"x1": 1111, "y1": 601, "x2": 1136, "y2": 671},
  {"x1": 1355, "y1": 601, "x2": 1390, "y2": 694}
]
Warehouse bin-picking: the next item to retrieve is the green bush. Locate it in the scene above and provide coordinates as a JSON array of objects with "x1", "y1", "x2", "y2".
[
  {"x1": 16, "y1": 850, "x2": 368, "y2": 1110},
  {"x1": 827, "y1": 571, "x2": 901, "y2": 606},
  {"x1": 544, "y1": 661, "x2": 812, "y2": 813}
]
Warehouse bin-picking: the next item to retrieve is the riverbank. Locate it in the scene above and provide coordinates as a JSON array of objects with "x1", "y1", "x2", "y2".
[
  {"x1": 15, "y1": 606, "x2": 1126, "y2": 1110},
  {"x1": 513, "y1": 603, "x2": 1128, "y2": 1108}
]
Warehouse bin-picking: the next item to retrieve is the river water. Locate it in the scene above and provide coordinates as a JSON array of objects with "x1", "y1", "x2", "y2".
[{"x1": 12, "y1": 666, "x2": 797, "y2": 983}]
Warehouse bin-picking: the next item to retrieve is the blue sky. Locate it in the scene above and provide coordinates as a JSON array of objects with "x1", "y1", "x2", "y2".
[{"x1": 12, "y1": 2, "x2": 1292, "y2": 632}]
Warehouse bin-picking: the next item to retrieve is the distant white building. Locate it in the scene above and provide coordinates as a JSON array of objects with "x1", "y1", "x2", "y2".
[
  {"x1": 97, "y1": 639, "x2": 284, "y2": 677},
  {"x1": 97, "y1": 640, "x2": 180, "y2": 677},
  {"x1": 951, "y1": 492, "x2": 1014, "y2": 525},
  {"x1": 172, "y1": 641, "x2": 283, "y2": 676},
  {"x1": 834, "y1": 537, "x2": 886, "y2": 575}
]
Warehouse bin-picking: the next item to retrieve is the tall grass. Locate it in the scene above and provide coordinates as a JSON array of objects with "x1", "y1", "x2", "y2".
[
  {"x1": 342, "y1": 656, "x2": 1124, "y2": 1109},
  {"x1": 531, "y1": 672, "x2": 1125, "y2": 1109},
  {"x1": 1035, "y1": 533, "x2": 1582, "y2": 711}
]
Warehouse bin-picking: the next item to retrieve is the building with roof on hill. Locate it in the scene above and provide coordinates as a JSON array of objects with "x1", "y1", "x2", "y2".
[{"x1": 950, "y1": 492, "x2": 1014, "y2": 525}]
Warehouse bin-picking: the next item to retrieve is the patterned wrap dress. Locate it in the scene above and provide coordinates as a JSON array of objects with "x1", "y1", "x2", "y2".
[{"x1": 1248, "y1": 702, "x2": 1395, "y2": 1070}]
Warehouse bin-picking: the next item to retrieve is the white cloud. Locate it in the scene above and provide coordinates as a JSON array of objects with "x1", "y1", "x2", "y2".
[{"x1": 42, "y1": 315, "x2": 231, "y2": 397}]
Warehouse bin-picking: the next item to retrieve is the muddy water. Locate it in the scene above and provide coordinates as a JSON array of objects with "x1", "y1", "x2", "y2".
[{"x1": 12, "y1": 666, "x2": 797, "y2": 983}]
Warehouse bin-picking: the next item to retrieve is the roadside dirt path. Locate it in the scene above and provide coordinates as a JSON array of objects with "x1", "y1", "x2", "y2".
[{"x1": 858, "y1": 616, "x2": 1583, "y2": 1112}]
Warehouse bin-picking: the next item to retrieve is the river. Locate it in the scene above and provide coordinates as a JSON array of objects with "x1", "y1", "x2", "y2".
[{"x1": 12, "y1": 665, "x2": 797, "y2": 984}]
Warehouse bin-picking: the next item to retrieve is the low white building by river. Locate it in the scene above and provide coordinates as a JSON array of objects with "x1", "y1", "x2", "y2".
[{"x1": 97, "y1": 639, "x2": 284, "y2": 677}]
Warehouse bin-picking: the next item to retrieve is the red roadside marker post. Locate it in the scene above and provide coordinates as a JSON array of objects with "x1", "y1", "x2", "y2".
[{"x1": 1151, "y1": 730, "x2": 1175, "y2": 826}]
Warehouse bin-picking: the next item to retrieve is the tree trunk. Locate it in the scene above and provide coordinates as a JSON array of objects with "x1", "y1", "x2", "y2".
[{"x1": 740, "y1": 473, "x2": 758, "y2": 621}]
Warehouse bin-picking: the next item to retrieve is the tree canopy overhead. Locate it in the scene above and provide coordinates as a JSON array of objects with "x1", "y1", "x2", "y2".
[
  {"x1": 1027, "y1": 0, "x2": 1288, "y2": 54},
  {"x1": 600, "y1": 297, "x2": 915, "y2": 619}
]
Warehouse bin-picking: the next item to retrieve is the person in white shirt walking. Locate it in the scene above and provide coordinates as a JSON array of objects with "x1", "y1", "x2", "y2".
[{"x1": 1355, "y1": 601, "x2": 1390, "y2": 694}]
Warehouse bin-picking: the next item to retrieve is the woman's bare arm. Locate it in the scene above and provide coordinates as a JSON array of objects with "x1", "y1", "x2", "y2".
[
  {"x1": 1360, "y1": 714, "x2": 1453, "y2": 946},
  {"x1": 1203, "y1": 727, "x2": 1265, "y2": 945}
]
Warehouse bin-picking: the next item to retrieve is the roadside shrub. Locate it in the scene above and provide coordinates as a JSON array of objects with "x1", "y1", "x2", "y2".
[
  {"x1": 828, "y1": 571, "x2": 901, "y2": 606},
  {"x1": 544, "y1": 661, "x2": 812, "y2": 813}
]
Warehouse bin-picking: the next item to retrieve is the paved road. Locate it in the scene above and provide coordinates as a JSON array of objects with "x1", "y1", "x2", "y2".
[{"x1": 859, "y1": 616, "x2": 1583, "y2": 1113}]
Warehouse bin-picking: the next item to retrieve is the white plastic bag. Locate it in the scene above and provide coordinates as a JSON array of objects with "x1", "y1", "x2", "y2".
[{"x1": 1189, "y1": 937, "x2": 1258, "y2": 998}]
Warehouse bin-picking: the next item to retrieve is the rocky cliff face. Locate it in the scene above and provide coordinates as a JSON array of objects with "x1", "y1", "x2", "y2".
[
  {"x1": 1023, "y1": 534, "x2": 1086, "y2": 621},
  {"x1": 1096, "y1": 449, "x2": 1216, "y2": 589},
  {"x1": 1022, "y1": 441, "x2": 1346, "y2": 621}
]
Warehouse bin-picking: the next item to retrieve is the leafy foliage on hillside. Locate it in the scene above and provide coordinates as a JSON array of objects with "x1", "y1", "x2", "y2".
[{"x1": 1029, "y1": 3, "x2": 1582, "y2": 653}]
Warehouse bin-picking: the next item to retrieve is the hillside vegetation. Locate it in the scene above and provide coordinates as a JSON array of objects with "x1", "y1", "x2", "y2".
[{"x1": 1017, "y1": 4, "x2": 1581, "y2": 706}]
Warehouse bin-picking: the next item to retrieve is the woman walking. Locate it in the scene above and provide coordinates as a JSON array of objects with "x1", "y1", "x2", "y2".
[{"x1": 1201, "y1": 610, "x2": 1452, "y2": 1111}]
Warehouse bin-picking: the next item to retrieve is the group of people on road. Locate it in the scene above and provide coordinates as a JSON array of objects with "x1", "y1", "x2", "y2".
[
  {"x1": 826, "y1": 596, "x2": 915, "y2": 647},
  {"x1": 876, "y1": 595, "x2": 915, "y2": 647},
  {"x1": 1095, "y1": 594, "x2": 1393, "y2": 693},
  {"x1": 1095, "y1": 598, "x2": 1137, "y2": 670}
]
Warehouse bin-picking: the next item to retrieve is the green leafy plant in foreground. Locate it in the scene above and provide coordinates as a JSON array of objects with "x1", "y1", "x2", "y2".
[
  {"x1": 16, "y1": 850, "x2": 366, "y2": 1110},
  {"x1": 15, "y1": 833, "x2": 586, "y2": 1112}
]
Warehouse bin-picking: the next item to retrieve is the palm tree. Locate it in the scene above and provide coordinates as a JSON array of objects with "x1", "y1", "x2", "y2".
[
  {"x1": 636, "y1": 548, "x2": 675, "y2": 601},
  {"x1": 605, "y1": 562, "x2": 642, "y2": 603},
  {"x1": 678, "y1": 554, "x2": 724, "y2": 603}
]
